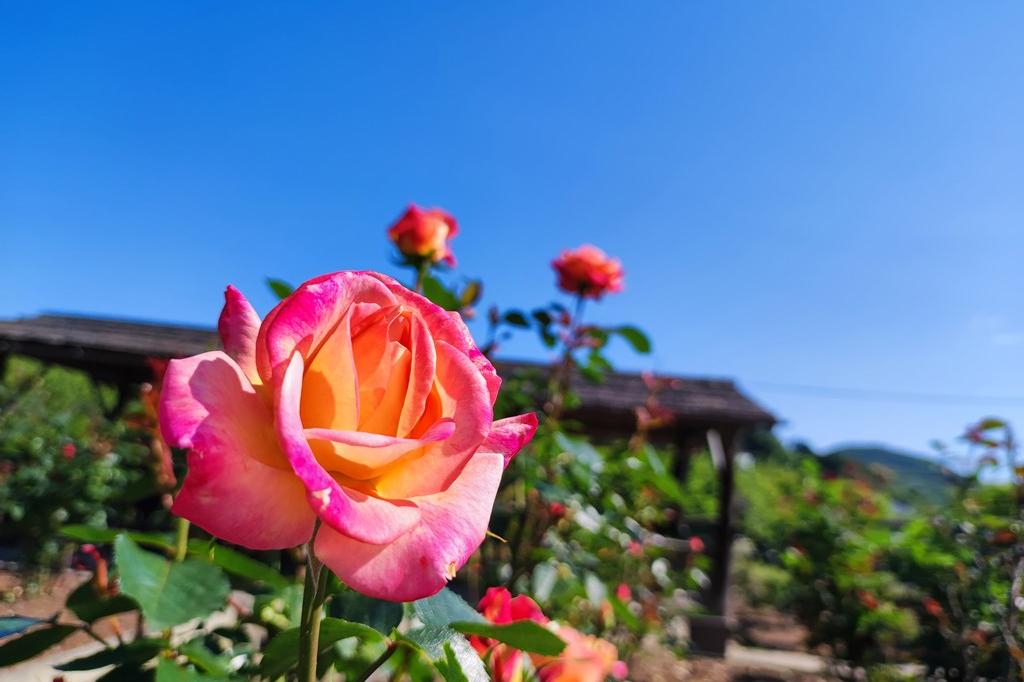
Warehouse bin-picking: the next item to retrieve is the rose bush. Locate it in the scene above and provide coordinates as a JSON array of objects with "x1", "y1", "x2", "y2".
[{"x1": 160, "y1": 270, "x2": 536, "y2": 601}]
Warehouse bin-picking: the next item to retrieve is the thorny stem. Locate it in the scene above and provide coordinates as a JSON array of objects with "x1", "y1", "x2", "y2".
[{"x1": 298, "y1": 521, "x2": 325, "y2": 682}]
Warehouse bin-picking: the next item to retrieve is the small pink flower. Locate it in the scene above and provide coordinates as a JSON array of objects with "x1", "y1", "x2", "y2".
[
  {"x1": 388, "y1": 204, "x2": 459, "y2": 266},
  {"x1": 551, "y1": 244, "x2": 624, "y2": 299},
  {"x1": 160, "y1": 272, "x2": 536, "y2": 601},
  {"x1": 548, "y1": 501, "x2": 567, "y2": 519},
  {"x1": 627, "y1": 540, "x2": 643, "y2": 557},
  {"x1": 688, "y1": 536, "x2": 705, "y2": 554},
  {"x1": 615, "y1": 583, "x2": 632, "y2": 602},
  {"x1": 61, "y1": 443, "x2": 77, "y2": 460}
]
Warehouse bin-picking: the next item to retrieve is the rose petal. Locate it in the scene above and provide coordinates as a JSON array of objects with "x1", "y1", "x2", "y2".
[
  {"x1": 482, "y1": 413, "x2": 539, "y2": 468},
  {"x1": 276, "y1": 352, "x2": 421, "y2": 545},
  {"x1": 314, "y1": 451, "x2": 504, "y2": 601},
  {"x1": 303, "y1": 419, "x2": 455, "y2": 479},
  {"x1": 365, "y1": 272, "x2": 501, "y2": 405},
  {"x1": 218, "y1": 286, "x2": 262, "y2": 385},
  {"x1": 373, "y1": 341, "x2": 492, "y2": 499},
  {"x1": 257, "y1": 272, "x2": 397, "y2": 384},
  {"x1": 159, "y1": 352, "x2": 314, "y2": 549}
]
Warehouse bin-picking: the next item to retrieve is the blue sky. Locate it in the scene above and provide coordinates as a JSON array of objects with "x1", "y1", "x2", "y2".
[{"x1": 2, "y1": 2, "x2": 1023, "y2": 458}]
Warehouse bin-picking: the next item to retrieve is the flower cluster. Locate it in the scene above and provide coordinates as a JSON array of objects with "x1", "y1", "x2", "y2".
[{"x1": 471, "y1": 587, "x2": 628, "y2": 682}]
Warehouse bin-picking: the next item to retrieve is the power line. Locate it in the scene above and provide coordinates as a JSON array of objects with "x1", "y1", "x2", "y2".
[{"x1": 748, "y1": 381, "x2": 1024, "y2": 406}]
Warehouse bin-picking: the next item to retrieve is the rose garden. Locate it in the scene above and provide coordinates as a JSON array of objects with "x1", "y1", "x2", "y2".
[{"x1": 1, "y1": 207, "x2": 1023, "y2": 681}]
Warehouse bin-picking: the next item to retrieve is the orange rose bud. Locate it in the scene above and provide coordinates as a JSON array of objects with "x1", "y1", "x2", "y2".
[
  {"x1": 551, "y1": 244, "x2": 624, "y2": 299},
  {"x1": 388, "y1": 204, "x2": 458, "y2": 266}
]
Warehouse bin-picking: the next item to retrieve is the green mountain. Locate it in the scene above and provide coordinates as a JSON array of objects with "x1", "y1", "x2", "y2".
[{"x1": 820, "y1": 445, "x2": 961, "y2": 508}]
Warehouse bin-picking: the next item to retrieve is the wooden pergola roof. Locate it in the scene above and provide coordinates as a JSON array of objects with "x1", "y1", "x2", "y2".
[{"x1": 0, "y1": 314, "x2": 775, "y2": 429}]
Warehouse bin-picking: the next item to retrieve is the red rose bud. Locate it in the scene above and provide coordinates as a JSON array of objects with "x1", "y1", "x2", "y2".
[
  {"x1": 688, "y1": 536, "x2": 705, "y2": 554},
  {"x1": 388, "y1": 204, "x2": 458, "y2": 266},
  {"x1": 548, "y1": 501, "x2": 567, "y2": 519},
  {"x1": 551, "y1": 244, "x2": 624, "y2": 299},
  {"x1": 62, "y1": 443, "x2": 77, "y2": 460}
]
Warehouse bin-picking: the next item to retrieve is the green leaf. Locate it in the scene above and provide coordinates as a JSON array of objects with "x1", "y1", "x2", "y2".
[
  {"x1": 115, "y1": 535, "x2": 230, "y2": 631},
  {"x1": 66, "y1": 581, "x2": 138, "y2": 624},
  {"x1": 609, "y1": 596, "x2": 642, "y2": 631},
  {"x1": 155, "y1": 657, "x2": 219, "y2": 682},
  {"x1": 437, "y1": 641, "x2": 471, "y2": 682},
  {"x1": 0, "y1": 616, "x2": 41, "y2": 639},
  {"x1": 259, "y1": 618, "x2": 383, "y2": 678},
  {"x1": 613, "y1": 325, "x2": 652, "y2": 354},
  {"x1": 179, "y1": 637, "x2": 234, "y2": 677},
  {"x1": 503, "y1": 311, "x2": 530, "y2": 328},
  {"x1": 0, "y1": 625, "x2": 77, "y2": 666},
  {"x1": 402, "y1": 627, "x2": 487, "y2": 682},
  {"x1": 531, "y1": 309, "x2": 553, "y2": 326},
  {"x1": 459, "y1": 280, "x2": 483, "y2": 308},
  {"x1": 413, "y1": 588, "x2": 486, "y2": 627},
  {"x1": 57, "y1": 638, "x2": 164, "y2": 671},
  {"x1": 266, "y1": 278, "x2": 294, "y2": 300},
  {"x1": 186, "y1": 540, "x2": 289, "y2": 589},
  {"x1": 331, "y1": 590, "x2": 404, "y2": 634},
  {"x1": 451, "y1": 620, "x2": 565, "y2": 656},
  {"x1": 422, "y1": 276, "x2": 462, "y2": 311},
  {"x1": 61, "y1": 525, "x2": 174, "y2": 551}
]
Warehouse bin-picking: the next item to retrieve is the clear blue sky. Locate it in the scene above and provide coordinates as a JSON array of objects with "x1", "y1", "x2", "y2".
[{"x1": 3, "y1": 2, "x2": 1023, "y2": 458}]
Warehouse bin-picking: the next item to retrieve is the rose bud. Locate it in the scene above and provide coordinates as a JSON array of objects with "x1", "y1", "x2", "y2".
[{"x1": 387, "y1": 204, "x2": 458, "y2": 266}]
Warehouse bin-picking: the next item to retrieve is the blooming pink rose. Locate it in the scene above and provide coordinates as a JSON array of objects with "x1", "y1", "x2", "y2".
[
  {"x1": 551, "y1": 245, "x2": 624, "y2": 299},
  {"x1": 388, "y1": 204, "x2": 459, "y2": 266},
  {"x1": 532, "y1": 626, "x2": 627, "y2": 682},
  {"x1": 471, "y1": 587, "x2": 548, "y2": 682},
  {"x1": 159, "y1": 271, "x2": 536, "y2": 601}
]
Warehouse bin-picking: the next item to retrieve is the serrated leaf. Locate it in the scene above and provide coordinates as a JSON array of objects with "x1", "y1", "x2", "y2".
[
  {"x1": 266, "y1": 278, "x2": 294, "y2": 300},
  {"x1": 0, "y1": 625, "x2": 77, "y2": 666},
  {"x1": 413, "y1": 588, "x2": 486, "y2": 628},
  {"x1": 186, "y1": 540, "x2": 289, "y2": 589},
  {"x1": 259, "y1": 618, "x2": 383, "y2": 678},
  {"x1": 402, "y1": 627, "x2": 487, "y2": 682},
  {"x1": 613, "y1": 325, "x2": 651, "y2": 353},
  {"x1": 115, "y1": 535, "x2": 229, "y2": 630},
  {"x1": 437, "y1": 641, "x2": 470, "y2": 682},
  {"x1": 451, "y1": 620, "x2": 565, "y2": 656},
  {"x1": 423, "y1": 276, "x2": 462, "y2": 311},
  {"x1": 0, "y1": 616, "x2": 41, "y2": 639},
  {"x1": 66, "y1": 581, "x2": 138, "y2": 624},
  {"x1": 57, "y1": 638, "x2": 164, "y2": 671}
]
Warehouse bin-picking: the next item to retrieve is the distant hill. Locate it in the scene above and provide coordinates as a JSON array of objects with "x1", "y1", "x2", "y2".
[{"x1": 820, "y1": 445, "x2": 961, "y2": 508}]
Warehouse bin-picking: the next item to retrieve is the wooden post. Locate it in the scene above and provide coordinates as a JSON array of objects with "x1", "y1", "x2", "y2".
[
  {"x1": 707, "y1": 427, "x2": 734, "y2": 616},
  {"x1": 689, "y1": 427, "x2": 738, "y2": 656}
]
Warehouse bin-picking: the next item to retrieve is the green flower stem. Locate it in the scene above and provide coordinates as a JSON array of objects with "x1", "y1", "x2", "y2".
[
  {"x1": 414, "y1": 259, "x2": 430, "y2": 294},
  {"x1": 355, "y1": 641, "x2": 400, "y2": 682},
  {"x1": 173, "y1": 517, "x2": 189, "y2": 562},
  {"x1": 298, "y1": 522, "x2": 326, "y2": 682}
]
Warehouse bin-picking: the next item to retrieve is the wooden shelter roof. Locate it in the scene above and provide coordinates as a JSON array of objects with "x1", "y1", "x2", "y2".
[{"x1": 0, "y1": 314, "x2": 775, "y2": 427}]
